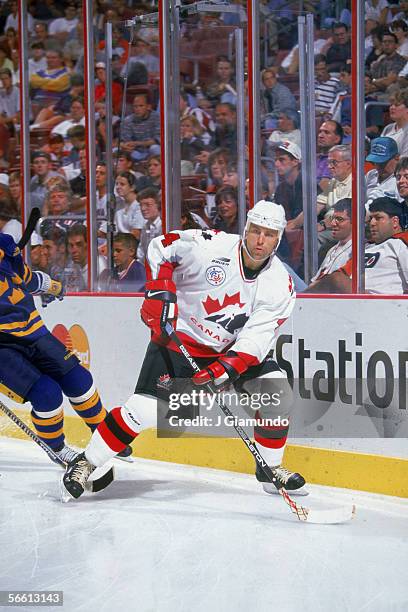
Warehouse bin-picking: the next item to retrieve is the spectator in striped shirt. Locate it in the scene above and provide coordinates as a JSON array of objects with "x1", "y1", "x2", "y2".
[{"x1": 314, "y1": 54, "x2": 340, "y2": 116}]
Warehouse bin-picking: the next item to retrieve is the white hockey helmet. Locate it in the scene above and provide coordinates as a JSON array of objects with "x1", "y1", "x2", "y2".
[
  {"x1": 245, "y1": 199, "x2": 287, "y2": 236},
  {"x1": 243, "y1": 200, "x2": 287, "y2": 262}
]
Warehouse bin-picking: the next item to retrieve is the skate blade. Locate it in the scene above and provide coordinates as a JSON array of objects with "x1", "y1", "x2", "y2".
[
  {"x1": 262, "y1": 483, "x2": 309, "y2": 496},
  {"x1": 115, "y1": 454, "x2": 134, "y2": 463},
  {"x1": 59, "y1": 475, "x2": 75, "y2": 503}
]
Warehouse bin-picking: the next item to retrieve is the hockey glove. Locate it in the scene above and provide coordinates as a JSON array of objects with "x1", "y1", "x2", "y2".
[
  {"x1": 41, "y1": 278, "x2": 65, "y2": 308},
  {"x1": 192, "y1": 351, "x2": 249, "y2": 391},
  {"x1": 141, "y1": 279, "x2": 178, "y2": 336}
]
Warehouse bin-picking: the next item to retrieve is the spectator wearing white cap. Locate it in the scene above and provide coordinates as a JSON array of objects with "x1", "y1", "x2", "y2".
[{"x1": 273, "y1": 141, "x2": 303, "y2": 222}]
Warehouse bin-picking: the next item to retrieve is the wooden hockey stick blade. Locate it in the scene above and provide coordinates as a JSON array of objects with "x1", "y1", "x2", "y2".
[
  {"x1": 18, "y1": 207, "x2": 41, "y2": 250},
  {"x1": 280, "y1": 489, "x2": 356, "y2": 524}
]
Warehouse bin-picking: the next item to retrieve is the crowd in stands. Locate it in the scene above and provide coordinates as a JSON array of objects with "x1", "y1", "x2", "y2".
[{"x1": 0, "y1": 0, "x2": 407, "y2": 295}]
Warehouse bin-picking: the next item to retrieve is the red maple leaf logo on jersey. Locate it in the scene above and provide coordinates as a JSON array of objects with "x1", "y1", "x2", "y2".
[{"x1": 202, "y1": 292, "x2": 245, "y2": 315}]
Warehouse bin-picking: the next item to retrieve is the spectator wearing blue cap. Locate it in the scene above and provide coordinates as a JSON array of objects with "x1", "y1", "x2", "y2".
[{"x1": 366, "y1": 136, "x2": 402, "y2": 207}]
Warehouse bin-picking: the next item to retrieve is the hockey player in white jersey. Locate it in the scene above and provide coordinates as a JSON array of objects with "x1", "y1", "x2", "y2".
[{"x1": 63, "y1": 201, "x2": 307, "y2": 499}]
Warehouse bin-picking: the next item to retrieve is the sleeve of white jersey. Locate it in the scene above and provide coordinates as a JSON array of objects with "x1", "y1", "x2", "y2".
[
  {"x1": 145, "y1": 229, "x2": 212, "y2": 280},
  {"x1": 231, "y1": 268, "x2": 296, "y2": 363}
]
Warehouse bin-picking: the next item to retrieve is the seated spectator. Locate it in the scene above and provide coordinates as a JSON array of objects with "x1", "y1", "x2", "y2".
[
  {"x1": 95, "y1": 61, "x2": 123, "y2": 115},
  {"x1": 314, "y1": 54, "x2": 340, "y2": 116},
  {"x1": 30, "y1": 231, "x2": 48, "y2": 272},
  {"x1": 30, "y1": 151, "x2": 59, "y2": 212},
  {"x1": 0, "y1": 47, "x2": 13, "y2": 75},
  {"x1": 365, "y1": 25, "x2": 384, "y2": 70},
  {"x1": 63, "y1": 21, "x2": 84, "y2": 68},
  {"x1": 95, "y1": 162, "x2": 107, "y2": 219},
  {"x1": 69, "y1": 148, "x2": 87, "y2": 198},
  {"x1": 31, "y1": 22, "x2": 55, "y2": 51},
  {"x1": 366, "y1": 136, "x2": 401, "y2": 205},
  {"x1": 30, "y1": 48, "x2": 70, "y2": 104},
  {"x1": 137, "y1": 188, "x2": 163, "y2": 263},
  {"x1": 203, "y1": 147, "x2": 231, "y2": 220},
  {"x1": 51, "y1": 96, "x2": 85, "y2": 139},
  {"x1": 391, "y1": 19, "x2": 408, "y2": 58},
  {"x1": 119, "y1": 93, "x2": 160, "y2": 162},
  {"x1": 325, "y1": 22, "x2": 351, "y2": 73},
  {"x1": 381, "y1": 88, "x2": 408, "y2": 155},
  {"x1": 124, "y1": 37, "x2": 159, "y2": 75},
  {"x1": 97, "y1": 26, "x2": 129, "y2": 68},
  {"x1": 213, "y1": 186, "x2": 239, "y2": 234},
  {"x1": 222, "y1": 161, "x2": 239, "y2": 189},
  {"x1": 261, "y1": 68, "x2": 297, "y2": 129},
  {"x1": 306, "y1": 197, "x2": 408, "y2": 294},
  {"x1": 213, "y1": 102, "x2": 237, "y2": 151},
  {"x1": 329, "y1": 64, "x2": 352, "y2": 140},
  {"x1": 95, "y1": 98, "x2": 120, "y2": 158},
  {"x1": 367, "y1": 31, "x2": 407, "y2": 100},
  {"x1": 61, "y1": 124, "x2": 85, "y2": 175},
  {"x1": 0, "y1": 197, "x2": 21, "y2": 242},
  {"x1": 41, "y1": 184, "x2": 79, "y2": 237},
  {"x1": 135, "y1": 155, "x2": 162, "y2": 193},
  {"x1": 316, "y1": 144, "x2": 353, "y2": 256},
  {"x1": 113, "y1": 171, "x2": 144, "y2": 240},
  {"x1": 0, "y1": 67, "x2": 19, "y2": 133},
  {"x1": 65, "y1": 223, "x2": 88, "y2": 291},
  {"x1": 205, "y1": 56, "x2": 237, "y2": 106},
  {"x1": 310, "y1": 198, "x2": 353, "y2": 283},
  {"x1": 8, "y1": 171, "x2": 21, "y2": 214},
  {"x1": 274, "y1": 141, "x2": 303, "y2": 223},
  {"x1": 394, "y1": 156, "x2": 408, "y2": 217},
  {"x1": 180, "y1": 116, "x2": 206, "y2": 163},
  {"x1": 41, "y1": 132, "x2": 66, "y2": 170},
  {"x1": 268, "y1": 109, "x2": 301, "y2": 149},
  {"x1": 48, "y1": 1, "x2": 79, "y2": 44},
  {"x1": 28, "y1": 42, "x2": 47, "y2": 77},
  {"x1": 316, "y1": 120, "x2": 344, "y2": 191},
  {"x1": 31, "y1": 72, "x2": 84, "y2": 130},
  {"x1": 116, "y1": 150, "x2": 135, "y2": 175},
  {"x1": 105, "y1": 232, "x2": 146, "y2": 292},
  {"x1": 179, "y1": 92, "x2": 215, "y2": 144}
]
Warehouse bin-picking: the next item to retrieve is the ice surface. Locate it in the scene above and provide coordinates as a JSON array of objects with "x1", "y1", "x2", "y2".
[{"x1": 0, "y1": 438, "x2": 407, "y2": 612}]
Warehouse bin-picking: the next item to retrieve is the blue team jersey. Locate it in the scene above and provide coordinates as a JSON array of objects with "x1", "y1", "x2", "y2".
[{"x1": 0, "y1": 234, "x2": 47, "y2": 342}]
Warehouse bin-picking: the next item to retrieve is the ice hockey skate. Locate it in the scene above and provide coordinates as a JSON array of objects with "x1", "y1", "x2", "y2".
[
  {"x1": 115, "y1": 444, "x2": 134, "y2": 462},
  {"x1": 255, "y1": 463, "x2": 308, "y2": 495},
  {"x1": 62, "y1": 452, "x2": 96, "y2": 499},
  {"x1": 51, "y1": 444, "x2": 80, "y2": 466}
]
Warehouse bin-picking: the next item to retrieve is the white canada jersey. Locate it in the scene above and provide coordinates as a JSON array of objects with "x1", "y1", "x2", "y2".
[
  {"x1": 341, "y1": 232, "x2": 408, "y2": 294},
  {"x1": 146, "y1": 229, "x2": 295, "y2": 362}
]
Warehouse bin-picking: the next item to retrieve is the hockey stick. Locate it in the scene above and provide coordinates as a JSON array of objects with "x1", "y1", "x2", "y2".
[
  {"x1": 18, "y1": 207, "x2": 41, "y2": 250},
  {"x1": 163, "y1": 323, "x2": 356, "y2": 524},
  {"x1": 0, "y1": 399, "x2": 114, "y2": 493}
]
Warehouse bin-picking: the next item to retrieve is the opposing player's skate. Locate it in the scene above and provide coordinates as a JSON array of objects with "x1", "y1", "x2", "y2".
[
  {"x1": 115, "y1": 444, "x2": 134, "y2": 462},
  {"x1": 51, "y1": 444, "x2": 80, "y2": 465},
  {"x1": 256, "y1": 463, "x2": 308, "y2": 495},
  {"x1": 62, "y1": 453, "x2": 96, "y2": 499}
]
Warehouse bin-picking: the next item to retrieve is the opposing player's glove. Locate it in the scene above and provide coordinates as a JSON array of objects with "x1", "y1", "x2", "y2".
[
  {"x1": 41, "y1": 278, "x2": 65, "y2": 308},
  {"x1": 192, "y1": 351, "x2": 249, "y2": 391},
  {"x1": 141, "y1": 279, "x2": 178, "y2": 336}
]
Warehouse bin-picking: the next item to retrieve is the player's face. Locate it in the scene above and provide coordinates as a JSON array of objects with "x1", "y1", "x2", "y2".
[
  {"x1": 113, "y1": 242, "x2": 134, "y2": 269},
  {"x1": 245, "y1": 223, "x2": 279, "y2": 262},
  {"x1": 369, "y1": 211, "x2": 399, "y2": 244}
]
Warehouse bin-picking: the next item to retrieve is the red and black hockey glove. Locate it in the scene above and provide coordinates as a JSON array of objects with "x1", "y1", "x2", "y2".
[
  {"x1": 141, "y1": 279, "x2": 178, "y2": 336},
  {"x1": 192, "y1": 351, "x2": 249, "y2": 391}
]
